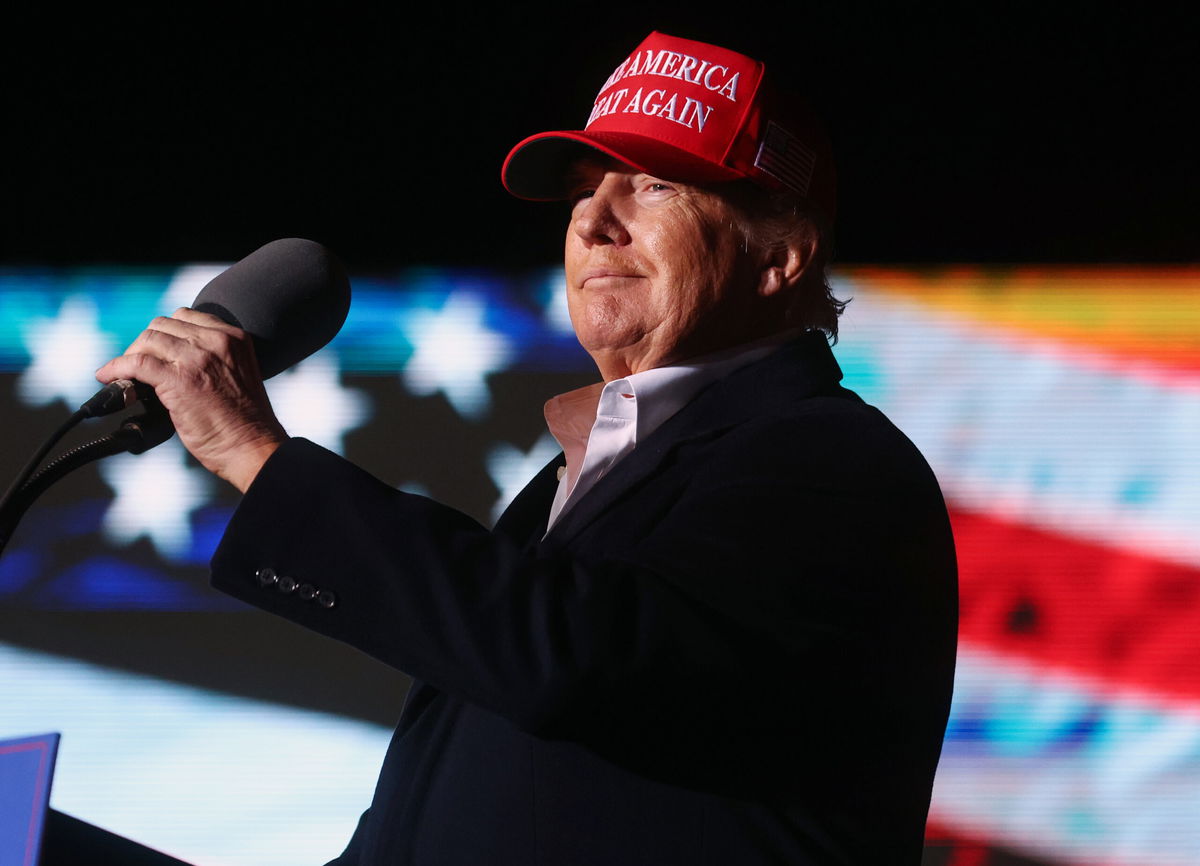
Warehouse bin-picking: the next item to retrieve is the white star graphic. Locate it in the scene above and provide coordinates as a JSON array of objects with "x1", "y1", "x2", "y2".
[
  {"x1": 486, "y1": 432, "x2": 563, "y2": 523},
  {"x1": 99, "y1": 438, "x2": 213, "y2": 561},
  {"x1": 401, "y1": 292, "x2": 515, "y2": 420},
  {"x1": 265, "y1": 351, "x2": 370, "y2": 455},
  {"x1": 18, "y1": 294, "x2": 119, "y2": 409}
]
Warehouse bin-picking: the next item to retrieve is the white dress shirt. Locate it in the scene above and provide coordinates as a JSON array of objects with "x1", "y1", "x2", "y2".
[{"x1": 542, "y1": 332, "x2": 800, "y2": 532}]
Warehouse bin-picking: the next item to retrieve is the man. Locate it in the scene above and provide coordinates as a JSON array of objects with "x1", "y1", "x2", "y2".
[{"x1": 97, "y1": 31, "x2": 957, "y2": 865}]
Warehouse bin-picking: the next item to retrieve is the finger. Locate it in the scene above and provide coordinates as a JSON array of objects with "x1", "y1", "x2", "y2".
[
  {"x1": 98, "y1": 328, "x2": 205, "y2": 384},
  {"x1": 131, "y1": 314, "x2": 251, "y2": 364},
  {"x1": 122, "y1": 324, "x2": 200, "y2": 361},
  {"x1": 109, "y1": 316, "x2": 195, "y2": 358},
  {"x1": 95, "y1": 352, "x2": 175, "y2": 387},
  {"x1": 137, "y1": 312, "x2": 236, "y2": 345},
  {"x1": 170, "y1": 306, "x2": 244, "y2": 333}
]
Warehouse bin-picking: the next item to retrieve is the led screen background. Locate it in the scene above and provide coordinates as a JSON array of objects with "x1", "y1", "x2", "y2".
[
  {"x1": 1, "y1": 264, "x2": 1196, "y2": 865},
  {"x1": 3, "y1": 5, "x2": 1196, "y2": 865}
]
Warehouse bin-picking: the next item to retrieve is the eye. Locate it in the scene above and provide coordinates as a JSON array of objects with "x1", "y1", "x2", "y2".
[
  {"x1": 638, "y1": 178, "x2": 677, "y2": 199},
  {"x1": 569, "y1": 188, "x2": 596, "y2": 206}
]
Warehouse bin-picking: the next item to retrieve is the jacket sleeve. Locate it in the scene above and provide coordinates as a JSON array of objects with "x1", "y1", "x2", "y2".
[{"x1": 210, "y1": 427, "x2": 956, "y2": 759}]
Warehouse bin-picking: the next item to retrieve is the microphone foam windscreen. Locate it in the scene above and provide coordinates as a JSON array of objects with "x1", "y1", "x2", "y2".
[{"x1": 192, "y1": 238, "x2": 351, "y2": 379}]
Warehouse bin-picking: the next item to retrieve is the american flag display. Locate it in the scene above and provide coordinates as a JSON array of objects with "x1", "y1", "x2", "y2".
[
  {"x1": 0, "y1": 263, "x2": 1196, "y2": 865},
  {"x1": 837, "y1": 268, "x2": 1200, "y2": 866}
]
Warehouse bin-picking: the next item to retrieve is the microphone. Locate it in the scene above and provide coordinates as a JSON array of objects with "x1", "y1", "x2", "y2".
[
  {"x1": 83, "y1": 238, "x2": 352, "y2": 418},
  {"x1": 0, "y1": 239, "x2": 350, "y2": 549}
]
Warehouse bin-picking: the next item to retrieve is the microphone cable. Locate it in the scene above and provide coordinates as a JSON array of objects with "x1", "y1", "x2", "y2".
[{"x1": 0, "y1": 384, "x2": 175, "y2": 558}]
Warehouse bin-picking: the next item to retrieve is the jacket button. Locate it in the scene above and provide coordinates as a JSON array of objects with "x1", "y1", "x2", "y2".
[
  {"x1": 256, "y1": 567, "x2": 278, "y2": 587},
  {"x1": 298, "y1": 583, "x2": 318, "y2": 601},
  {"x1": 278, "y1": 576, "x2": 299, "y2": 593},
  {"x1": 317, "y1": 590, "x2": 338, "y2": 609}
]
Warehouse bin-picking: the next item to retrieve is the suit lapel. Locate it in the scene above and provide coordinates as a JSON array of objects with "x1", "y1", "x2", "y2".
[{"x1": 542, "y1": 333, "x2": 845, "y2": 548}]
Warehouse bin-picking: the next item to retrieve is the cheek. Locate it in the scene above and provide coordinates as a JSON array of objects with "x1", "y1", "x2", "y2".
[
  {"x1": 644, "y1": 217, "x2": 731, "y2": 315},
  {"x1": 563, "y1": 232, "x2": 584, "y2": 281},
  {"x1": 643, "y1": 220, "x2": 699, "y2": 287}
]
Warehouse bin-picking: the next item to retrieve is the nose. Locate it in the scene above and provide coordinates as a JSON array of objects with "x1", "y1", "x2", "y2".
[{"x1": 571, "y1": 177, "x2": 632, "y2": 247}]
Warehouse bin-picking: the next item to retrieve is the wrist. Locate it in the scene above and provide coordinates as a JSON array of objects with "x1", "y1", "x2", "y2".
[{"x1": 223, "y1": 434, "x2": 286, "y2": 494}]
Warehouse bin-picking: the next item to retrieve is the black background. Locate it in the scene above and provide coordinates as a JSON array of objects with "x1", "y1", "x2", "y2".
[{"x1": 3, "y1": 3, "x2": 1196, "y2": 269}]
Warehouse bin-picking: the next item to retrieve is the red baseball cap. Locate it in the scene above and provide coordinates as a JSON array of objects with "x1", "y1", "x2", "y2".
[{"x1": 501, "y1": 31, "x2": 836, "y2": 222}]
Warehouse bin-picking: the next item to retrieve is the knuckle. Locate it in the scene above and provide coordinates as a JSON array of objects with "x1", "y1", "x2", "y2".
[
  {"x1": 140, "y1": 325, "x2": 166, "y2": 345},
  {"x1": 148, "y1": 316, "x2": 174, "y2": 332}
]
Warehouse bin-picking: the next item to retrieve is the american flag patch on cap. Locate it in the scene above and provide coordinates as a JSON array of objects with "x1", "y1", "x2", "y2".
[{"x1": 754, "y1": 121, "x2": 816, "y2": 197}]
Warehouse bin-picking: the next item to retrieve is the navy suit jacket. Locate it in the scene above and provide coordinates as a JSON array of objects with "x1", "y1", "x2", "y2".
[{"x1": 210, "y1": 333, "x2": 958, "y2": 864}]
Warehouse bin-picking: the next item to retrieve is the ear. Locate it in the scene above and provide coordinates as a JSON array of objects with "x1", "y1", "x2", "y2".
[{"x1": 756, "y1": 233, "x2": 814, "y2": 298}]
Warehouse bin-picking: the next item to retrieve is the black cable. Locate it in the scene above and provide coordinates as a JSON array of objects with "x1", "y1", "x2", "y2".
[
  {"x1": 0, "y1": 380, "x2": 138, "y2": 519},
  {"x1": 0, "y1": 407, "x2": 88, "y2": 518},
  {"x1": 0, "y1": 403, "x2": 175, "y2": 559}
]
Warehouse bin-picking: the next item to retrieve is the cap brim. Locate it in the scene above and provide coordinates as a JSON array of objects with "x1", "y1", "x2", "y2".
[{"x1": 501, "y1": 130, "x2": 745, "y2": 201}]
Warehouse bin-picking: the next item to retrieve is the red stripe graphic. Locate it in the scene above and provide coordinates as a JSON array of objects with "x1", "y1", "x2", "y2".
[{"x1": 951, "y1": 507, "x2": 1200, "y2": 704}]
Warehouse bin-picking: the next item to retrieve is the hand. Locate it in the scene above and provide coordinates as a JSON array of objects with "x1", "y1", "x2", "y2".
[{"x1": 96, "y1": 307, "x2": 287, "y2": 492}]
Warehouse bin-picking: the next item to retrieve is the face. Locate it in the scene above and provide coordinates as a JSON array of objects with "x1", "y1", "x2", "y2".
[{"x1": 563, "y1": 158, "x2": 777, "y2": 381}]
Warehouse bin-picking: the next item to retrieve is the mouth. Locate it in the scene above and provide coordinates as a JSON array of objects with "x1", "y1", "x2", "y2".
[{"x1": 580, "y1": 270, "x2": 644, "y2": 289}]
